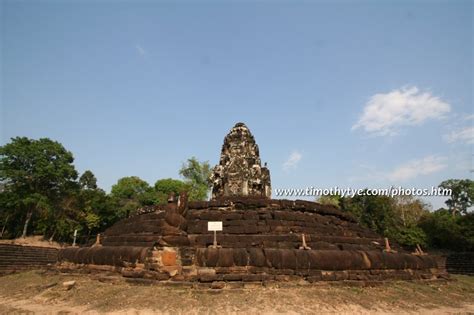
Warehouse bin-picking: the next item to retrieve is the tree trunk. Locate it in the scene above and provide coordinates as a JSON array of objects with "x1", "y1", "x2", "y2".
[
  {"x1": 1, "y1": 215, "x2": 9, "y2": 238},
  {"x1": 22, "y1": 210, "x2": 33, "y2": 238},
  {"x1": 49, "y1": 230, "x2": 56, "y2": 243}
]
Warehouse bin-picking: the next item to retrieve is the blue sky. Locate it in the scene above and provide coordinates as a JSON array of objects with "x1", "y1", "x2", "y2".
[{"x1": 1, "y1": 0, "x2": 473, "y2": 209}]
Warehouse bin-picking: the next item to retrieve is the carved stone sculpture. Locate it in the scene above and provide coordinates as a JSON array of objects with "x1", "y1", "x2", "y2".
[{"x1": 210, "y1": 122, "x2": 271, "y2": 200}]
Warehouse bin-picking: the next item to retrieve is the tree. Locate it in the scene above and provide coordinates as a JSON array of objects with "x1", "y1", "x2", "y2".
[
  {"x1": 179, "y1": 157, "x2": 212, "y2": 201},
  {"x1": 316, "y1": 194, "x2": 342, "y2": 209},
  {"x1": 439, "y1": 179, "x2": 474, "y2": 216},
  {"x1": 154, "y1": 178, "x2": 187, "y2": 204},
  {"x1": 341, "y1": 192, "x2": 396, "y2": 235},
  {"x1": 340, "y1": 192, "x2": 429, "y2": 248},
  {"x1": 79, "y1": 170, "x2": 98, "y2": 190},
  {"x1": 110, "y1": 176, "x2": 153, "y2": 218},
  {"x1": 56, "y1": 170, "x2": 116, "y2": 243},
  {"x1": 77, "y1": 185, "x2": 114, "y2": 241},
  {"x1": 392, "y1": 195, "x2": 429, "y2": 228},
  {"x1": 418, "y1": 208, "x2": 474, "y2": 251},
  {"x1": 0, "y1": 137, "x2": 78, "y2": 238}
]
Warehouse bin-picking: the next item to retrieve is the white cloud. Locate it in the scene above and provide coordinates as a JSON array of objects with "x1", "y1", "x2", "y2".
[
  {"x1": 283, "y1": 151, "x2": 302, "y2": 171},
  {"x1": 352, "y1": 86, "x2": 451, "y2": 136},
  {"x1": 387, "y1": 155, "x2": 447, "y2": 182},
  {"x1": 444, "y1": 126, "x2": 474, "y2": 144},
  {"x1": 135, "y1": 44, "x2": 147, "y2": 56}
]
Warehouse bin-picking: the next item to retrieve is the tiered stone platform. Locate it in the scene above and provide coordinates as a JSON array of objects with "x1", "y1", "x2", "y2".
[
  {"x1": 58, "y1": 123, "x2": 447, "y2": 284},
  {"x1": 58, "y1": 197, "x2": 447, "y2": 283}
]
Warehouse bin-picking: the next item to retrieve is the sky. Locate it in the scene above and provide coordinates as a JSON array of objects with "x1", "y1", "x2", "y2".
[{"x1": 1, "y1": 0, "x2": 473, "y2": 209}]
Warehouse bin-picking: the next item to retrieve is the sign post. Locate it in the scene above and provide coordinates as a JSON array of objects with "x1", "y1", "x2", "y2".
[
  {"x1": 72, "y1": 229, "x2": 78, "y2": 247},
  {"x1": 207, "y1": 221, "x2": 223, "y2": 248}
]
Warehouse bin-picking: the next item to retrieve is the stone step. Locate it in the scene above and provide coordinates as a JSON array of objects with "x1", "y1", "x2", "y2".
[
  {"x1": 0, "y1": 259, "x2": 56, "y2": 264},
  {"x1": 0, "y1": 245, "x2": 59, "y2": 276},
  {"x1": 0, "y1": 266, "x2": 53, "y2": 270},
  {"x1": 0, "y1": 256, "x2": 56, "y2": 261},
  {"x1": 0, "y1": 252, "x2": 57, "y2": 255},
  {"x1": 0, "y1": 255, "x2": 57, "y2": 261},
  {"x1": 0, "y1": 247, "x2": 58, "y2": 252},
  {"x1": 0, "y1": 251, "x2": 57, "y2": 255},
  {"x1": 0, "y1": 251, "x2": 58, "y2": 257}
]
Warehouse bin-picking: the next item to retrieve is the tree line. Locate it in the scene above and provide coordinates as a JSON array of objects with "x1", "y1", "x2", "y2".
[
  {"x1": 1, "y1": 136, "x2": 473, "y2": 252},
  {"x1": 318, "y1": 179, "x2": 474, "y2": 252},
  {"x1": 0, "y1": 137, "x2": 211, "y2": 243}
]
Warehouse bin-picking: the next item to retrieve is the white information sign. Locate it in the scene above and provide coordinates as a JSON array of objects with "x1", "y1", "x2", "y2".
[{"x1": 208, "y1": 221, "x2": 223, "y2": 231}]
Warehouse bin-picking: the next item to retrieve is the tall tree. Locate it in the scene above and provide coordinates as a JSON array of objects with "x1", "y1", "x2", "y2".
[
  {"x1": 392, "y1": 195, "x2": 429, "y2": 227},
  {"x1": 77, "y1": 183, "x2": 114, "y2": 242},
  {"x1": 341, "y1": 192, "x2": 396, "y2": 235},
  {"x1": 179, "y1": 157, "x2": 212, "y2": 201},
  {"x1": 110, "y1": 176, "x2": 153, "y2": 218},
  {"x1": 340, "y1": 192, "x2": 429, "y2": 247},
  {"x1": 154, "y1": 178, "x2": 187, "y2": 204},
  {"x1": 418, "y1": 208, "x2": 474, "y2": 251},
  {"x1": 439, "y1": 179, "x2": 474, "y2": 216},
  {"x1": 0, "y1": 137, "x2": 78, "y2": 237},
  {"x1": 79, "y1": 170, "x2": 98, "y2": 190}
]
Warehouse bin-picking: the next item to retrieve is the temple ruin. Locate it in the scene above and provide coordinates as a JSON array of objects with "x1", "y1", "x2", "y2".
[
  {"x1": 58, "y1": 123, "x2": 448, "y2": 285},
  {"x1": 210, "y1": 122, "x2": 271, "y2": 199}
]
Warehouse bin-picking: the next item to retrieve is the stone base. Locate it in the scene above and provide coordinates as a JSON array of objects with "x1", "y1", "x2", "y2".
[{"x1": 57, "y1": 246, "x2": 448, "y2": 283}]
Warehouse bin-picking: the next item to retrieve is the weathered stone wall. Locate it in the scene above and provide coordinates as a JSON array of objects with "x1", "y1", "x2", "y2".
[
  {"x1": 57, "y1": 246, "x2": 447, "y2": 283},
  {"x1": 59, "y1": 246, "x2": 150, "y2": 267},
  {"x1": 0, "y1": 244, "x2": 58, "y2": 275},
  {"x1": 193, "y1": 248, "x2": 437, "y2": 270},
  {"x1": 446, "y1": 252, "x2": 474, "y2": 275},
  {"x1": 101, "y1": 209, "x2": 188, "y2": 248},
  {"x1": 185, "y1": 198, "x2": 385, "y2": 251},
  {"x1": 100, "y1": 198, "x2": 384, "y2": 251},
  {"x1": 189, "y1": 248, "x2": 444, "y2": 282}
]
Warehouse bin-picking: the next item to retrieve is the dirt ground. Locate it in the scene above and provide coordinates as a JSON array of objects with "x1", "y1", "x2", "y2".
[{"x1": 0, "y1": 270, "x2": 473, "y2": 314}]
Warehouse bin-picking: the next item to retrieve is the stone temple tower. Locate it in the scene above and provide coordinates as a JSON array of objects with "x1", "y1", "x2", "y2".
[{"x1": 210, "y1": 122, "x2": 271, "y2": 200}]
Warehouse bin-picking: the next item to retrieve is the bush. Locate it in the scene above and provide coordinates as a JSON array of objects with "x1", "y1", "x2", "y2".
[{"x1": 419, "y1": 209, "x2": 474, "y2": 251}]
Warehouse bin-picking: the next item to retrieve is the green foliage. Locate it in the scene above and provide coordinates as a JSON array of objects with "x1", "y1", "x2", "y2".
[
  {"x1": 154, "y1": 178, "x2": 187, "y2": 195},
  {"x1": 439, "y1": 179, "x2": 474, "y2": 215},
  {"x1": 386, "y1": 225, "x2": 427, "y2": 248},
  {"x1": 0, "y1": 137, "x2": 78, "y2": 237},
  {"x1": 85, "y1": 212, "x2": 101, "y2": 231},
  {"x1": 413, "y1": 178, "x2": 474, "y2": 251},
  {"x1": 111, "y1": 176, "x2": 150, "y2": 199},
  {"x1": 79, "y1": 170, "x2": 98, "y2": 190},
  {"x1": 341, "y1": 192, "x2": 429, "y2": 248},
  {"x1": 179, "y1": 157, "x2": 211, "y2": 201},
  {"x1": 392, "y1": 195, "x2": 428, "y2": 227},
  {"x1": 388, "y1": 196, "x2": 429, "y2": 247},
  {"x1": 341, "y1": 192, "x2": 395, "y2": 235},
  {"x1": 77, "y1": 185, "x2": 115, "y2": 233},
  {"x1": 0, "y1": 139, "x2": 120, "y2": 243},
  {"x1": 154, "y1": 178, "x2": 187, "y2": 204},
  {"x1": 110, "y1": 176, "x2": 155, "y2": 218},
  {"x1": 316, "y1": 195, "x2": 341, "y2": 209},
  {"x1": 419, "y1": 209, "x2": 474, "y2": 251}
]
